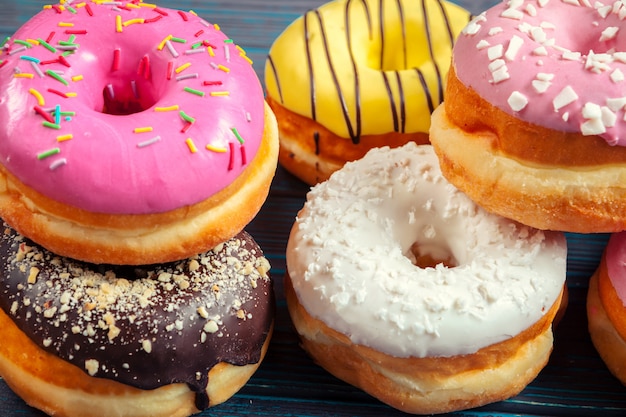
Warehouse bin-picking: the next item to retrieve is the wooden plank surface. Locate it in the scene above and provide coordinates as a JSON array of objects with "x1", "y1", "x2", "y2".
[{"x1": 0, "y1": 0, "x2": 623, "y2": 416}]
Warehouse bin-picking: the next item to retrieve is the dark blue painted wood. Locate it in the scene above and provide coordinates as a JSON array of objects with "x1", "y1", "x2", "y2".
[{"x1": 0, "y1": 1, "x2": 622, "y2": 416}]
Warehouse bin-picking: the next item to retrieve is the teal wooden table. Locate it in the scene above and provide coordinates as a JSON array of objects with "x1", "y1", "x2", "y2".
[{"x1": 0, "y1": 1, "x2": 623, "y2": 416}]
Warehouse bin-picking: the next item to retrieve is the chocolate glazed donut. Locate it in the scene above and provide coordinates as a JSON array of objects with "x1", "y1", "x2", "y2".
[{"x1": 0, "y1": 225, "x2": 274, "y2": 412}]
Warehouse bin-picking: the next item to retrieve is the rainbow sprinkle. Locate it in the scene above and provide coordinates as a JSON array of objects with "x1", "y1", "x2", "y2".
[
  {"x1": 185, "y1": 138, "x2": 198, "y2": 153},
  {"x1": 29, "y1": 88, "x2": 45, "y2": 106},
  {"x1": 46, "y1": 70, "x2": 69, "y2": 86},
  {"x1": 37, "y1": 38, "x2": 56, "y2": 53},
  {"x1": 179, "y1": 110, "x2": 196, "y2": 124},
  {"x1": 49, "y1": 158, "x2": 67, "y2": 170},
  {"x1": 183, "y1": 87, "x2": 205, "y2": 97},
  {"x1": 137, "y1": 136, "x2": 161, "y2": 148},
  {"x1": 158, "y1": 35, "x2": 173, "y2": 50},
  {"x1": 231, "y1": 127, "x2": 245, "y2": 144},
  {"x1": 37, "y1": 147, "x2": 61, "y2": 160},
  {"x1": 175, "y1": 62, "x2": 191, "y2": 73},
  {"x1": 206, "y1": 144, "x2": 228, "y2": 153},
  {"x1": 56, "y1": 134, "x2": 73, "y2": 142},
  {"x1": 134, "y1": 127, "x2": 154, "y2": 133},
  {"x1": 112, "y1": 48, "x2": 121, "y2": 71},
  {"x1": 155, "y1": 105, "x2": 180, "y2": 112},
  {"x1": 43, "y1": 121, "x2": 61, "y2": 130},
  {"x1": 123, "y1": 18, "x2": 145, "y2": 27}
]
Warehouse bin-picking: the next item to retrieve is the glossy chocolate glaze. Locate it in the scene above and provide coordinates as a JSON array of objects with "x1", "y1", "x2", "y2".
[
  {"x1": 267, "y1": 0, "x2": 461, "y2": 145},
  {"x1": 0, "y1": 225, "x2": 274, "y2": 411}
]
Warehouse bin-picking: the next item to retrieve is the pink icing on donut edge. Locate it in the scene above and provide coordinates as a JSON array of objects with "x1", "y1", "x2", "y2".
[
  {"x1": 453, "y1": 0, "x2": 626, "y2": 147},
  {"x1": 605, "y1": 232, "x2": 626, "y2": 307}
]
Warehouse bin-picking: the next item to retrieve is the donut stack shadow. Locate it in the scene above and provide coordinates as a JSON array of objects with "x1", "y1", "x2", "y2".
[
  {"x1": 267, "y1": 0, "x2": 609, "y2": 415},
  {"x1": 0, "y1": 1, "x2": 280, "y2": 416}
]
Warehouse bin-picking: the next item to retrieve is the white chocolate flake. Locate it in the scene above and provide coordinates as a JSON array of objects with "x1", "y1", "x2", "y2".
[
  {"x1": 600, "y1": 26, "x2": 619, "y2": 41},
  {"x1": 487, "y1": 44, "x2": 504, "y2": 60},
  {"x1": 532, "y1": 79, "x2": 552, "y2": 93},
  {"x1": 607, "y1": 96, "x2": 626, "y2": 111},
  {"x1": 491, "y1": 65, "x2": 511, "y2": 83},
  {"x1": 553, "y1": 85, "x2": 579, "y2": 110},
  {"x1": 505, "y1": 35, "x2": 524, "y2": 60},
  {"x1": 476, "y1": 39, "x2": 490, "y2": 50},
  {"x1": 508, "y1": 91, "x2": 529, "y2": 111},
  {"x1": 602, "y1": 106, "x2": 618, "y2": 127},
  {"x1": 581, "y1": 118, "x2": 606, "y2": 135},
  {"x1": 526, "y1": 3, "x2": 538, "y2": 15},
  {"x1": 611, "y1": 68, "x2": 625, "y2": 83}
]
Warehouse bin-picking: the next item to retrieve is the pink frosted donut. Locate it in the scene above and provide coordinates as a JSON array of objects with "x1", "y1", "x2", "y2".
[
  {"x1": 429, "y1": 0, "x2": 626, "y2": 232},
  {"x1": 0, "y1": 1, "x2": 279, "y2": 265}
]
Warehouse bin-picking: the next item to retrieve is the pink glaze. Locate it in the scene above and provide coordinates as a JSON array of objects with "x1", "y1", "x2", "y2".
[
  {"x1": 0, "y1": 1, "x2": 264, "y2": 214},
  {"x1": 454, "y1": 0, "x2": 626, "y2": 147},
  {"x1": 605, "y1": 232, "x2": 626, "y2": 306}
]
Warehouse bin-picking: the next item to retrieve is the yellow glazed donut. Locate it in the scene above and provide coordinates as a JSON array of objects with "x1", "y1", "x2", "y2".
[
  {"x1": 265, "y1": 0, "x2": 470, "y2": 185},
  {"x1": 285, "y1": 143, "x2": 567, "y2": 414}
]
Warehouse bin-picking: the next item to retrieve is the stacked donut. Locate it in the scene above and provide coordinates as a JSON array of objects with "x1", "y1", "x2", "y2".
[
  {"x1": 275, "y1": 0, "x2": 573, "y2": 414},
  {"x1": 0, "y1": 1, "x2": 278, "y2": 416},
  {"x1": 426, "y1": 0, "x2": 626, "y2": 402}
]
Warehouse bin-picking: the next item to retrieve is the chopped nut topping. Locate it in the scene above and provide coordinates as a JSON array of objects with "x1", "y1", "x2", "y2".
[{"x1": 85, "y1": 359, "x2": 99, "y2": 376}]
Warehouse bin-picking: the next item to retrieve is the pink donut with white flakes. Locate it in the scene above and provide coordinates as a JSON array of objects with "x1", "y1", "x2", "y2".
[
  {"x1": 0, "y1": 0, "x2": 279, "y2": 265},
  {"x1": 430, "y1": 0, "x2": 626, "y2": 233},
  {"x1": 454, "y1": 0, "x2": 626, "y2": 145}
]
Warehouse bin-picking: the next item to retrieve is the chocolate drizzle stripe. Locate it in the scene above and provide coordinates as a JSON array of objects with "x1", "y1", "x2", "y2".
[
  {"x1": 381, "y1": 72, "x2": 400, "y2": 133},
  {"x1": 314, "y1": 130, "x2": 320, "y2": 155},
  {"x1": 435, "y1": 0, "x2": 457, "y2": 47},
  {"x1": 344, "y1": 0, "x2": 372, "y2": 143},
  {"x1": 266, "y1": 55, "x2": 284, "y2": 104},
  {"x1": 303, "y1": 10, "x2": 317, "y2": 121},
  {"x1": 416, "y1": 67, "x2": 435, "y2": 113},
  {"x1": 310, "y1": 8, "x2": 357, "y2": 141},
  {"x1": 395, "y1": 71, "x2": 406, "y2": 133},
  {"x1": 421, "y1": 0, "x2": 444, "y2": 105},
  {"x1": 396, "y1": 0, "x2": 408, "y2": 70}
]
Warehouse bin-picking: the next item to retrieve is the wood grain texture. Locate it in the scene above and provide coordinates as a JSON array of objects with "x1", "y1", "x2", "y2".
[{"x1": 0, "y1": 0, "x2": 622, "y2": 416}]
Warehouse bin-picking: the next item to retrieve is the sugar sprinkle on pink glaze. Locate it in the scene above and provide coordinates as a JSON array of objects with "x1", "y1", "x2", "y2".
[
  {"x1": 0, "y1": 1, "x2": 264, "y2": 214},
  {"x1": 454, "y1": 0, "x2": 626, "y2": 147}
]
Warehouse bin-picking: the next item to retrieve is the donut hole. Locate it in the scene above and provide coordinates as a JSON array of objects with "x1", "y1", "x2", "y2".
[
  {"x1": 101, "y1": 76, "x2": 159, "y2": 115},
  {"x1": 407, "y1": 241, "x2": 458, "y2": 269}
]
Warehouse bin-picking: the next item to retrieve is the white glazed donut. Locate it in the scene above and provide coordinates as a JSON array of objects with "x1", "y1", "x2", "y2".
[{"x1": 285, "y1": 143, "x2": 567, "y2": 414}]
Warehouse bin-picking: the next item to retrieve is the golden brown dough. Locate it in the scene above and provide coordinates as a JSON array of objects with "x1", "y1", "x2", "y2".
[
  {"x1": 285, "y1": 273, "x2": 563, "y2": 415},
  {"x1": 0, "y1": 102, "x2": 279, "y2": 265}
]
